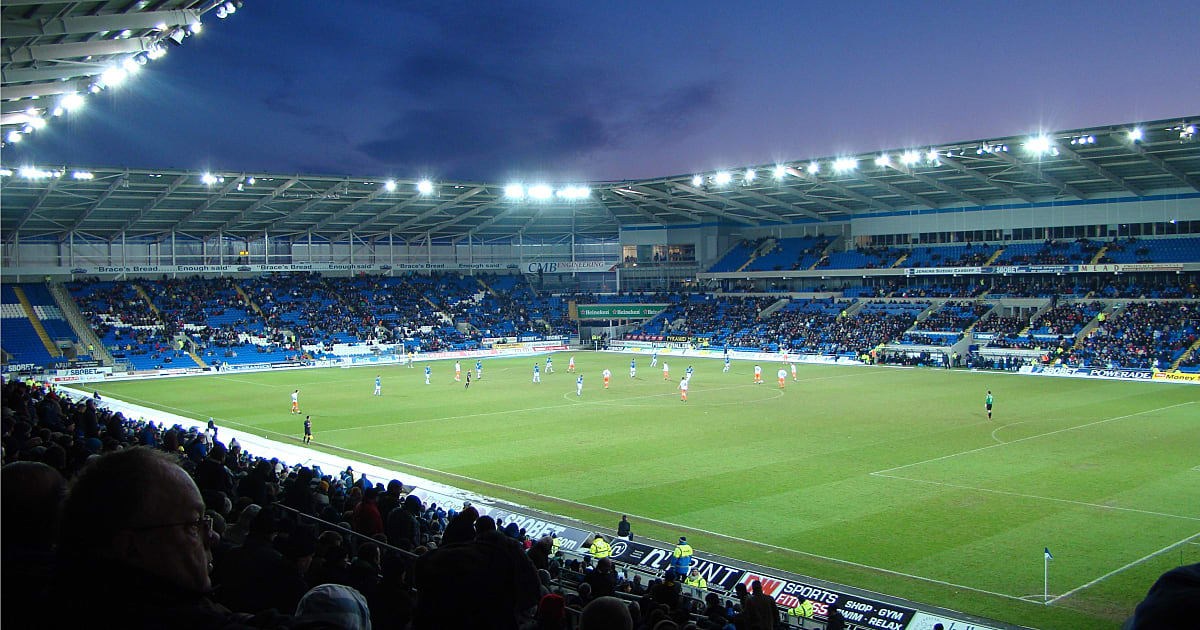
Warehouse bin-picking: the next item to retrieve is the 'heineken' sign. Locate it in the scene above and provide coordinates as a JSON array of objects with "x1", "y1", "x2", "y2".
[{"x1": 576, "y1": 304, "x2": 668, "y2": 320}]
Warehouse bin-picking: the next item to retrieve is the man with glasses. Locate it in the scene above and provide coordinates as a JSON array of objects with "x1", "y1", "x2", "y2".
[{"x1": 54, "y1": 447, "x2": 229, "y2": 626}]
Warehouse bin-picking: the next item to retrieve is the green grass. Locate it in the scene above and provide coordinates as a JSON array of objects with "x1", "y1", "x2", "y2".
[{"x1": 91, "y1": 352, "x2": 1200, "y2": 630}]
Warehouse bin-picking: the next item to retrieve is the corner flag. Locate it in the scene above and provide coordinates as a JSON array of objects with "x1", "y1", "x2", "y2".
[{"x1": 1044, "y1": 547, "x2": 1053, "y2": 560}]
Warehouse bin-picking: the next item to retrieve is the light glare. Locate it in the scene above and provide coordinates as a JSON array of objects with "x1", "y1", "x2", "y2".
[
  {"x1": 714, "y1": 171, "x2": 732, "y2": 185},
  {"x1": 505, "y1": 184, "x2": 524, "y2": 198},
  {"x1": 691, "y1": 175, "x2": 703, "y2": 186},
  {"x1": 528, "y1": 185, "x2": 553, "y2": 199},
  {"x1": 417, "y1": 180, "x2": 434, "y2": 194},
  {"x1": 1027, "y1": 136, "x2": 1051, "y2": 154}
]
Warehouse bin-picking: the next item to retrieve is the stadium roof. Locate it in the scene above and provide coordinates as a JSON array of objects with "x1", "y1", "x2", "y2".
[
  {"x1": 3, "y1": 117, "x2": 1197, "y2": 243},
  {"x1": 1, "y1": 8, "x2": 1197, "y2": 243},
  {"x1": 1, "y1": 1, "x2": 219, "y2": 134}
]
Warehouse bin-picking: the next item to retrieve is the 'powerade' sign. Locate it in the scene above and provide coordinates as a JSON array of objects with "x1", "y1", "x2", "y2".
[{"x1": 1022, "y1": 365, "x2": 1155, "y2": 381}]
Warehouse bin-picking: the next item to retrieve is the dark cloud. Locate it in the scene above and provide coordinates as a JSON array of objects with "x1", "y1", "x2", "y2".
[
  {"x1": 263, "y1": 89, "x2": 311, "y2": 117},
  {"x1": 389, "y1": 52, "x2": 519, "y2": 98},
  {"x1": 357, "y1": 106, "x2": 610, "y2": 180},
  {"x1": 636, "y1": 79, "x2": 723, "y2": 137}
]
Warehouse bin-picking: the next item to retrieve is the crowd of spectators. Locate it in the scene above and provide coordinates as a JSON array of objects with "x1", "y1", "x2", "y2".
[
  {"x1": 1064, "y1": 302, "x2": 1200, "y2": 370},
  {"x1": 914, "y1": 301, "x2": 989, "y2": 332},
  {"x1": 3, "y1": 376, "x2": 811, "y2": 630}
]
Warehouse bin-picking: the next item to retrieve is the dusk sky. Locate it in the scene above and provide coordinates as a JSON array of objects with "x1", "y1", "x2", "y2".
[{"x1": 9, "y1": 1, "x2": 1199, "y2": 183}]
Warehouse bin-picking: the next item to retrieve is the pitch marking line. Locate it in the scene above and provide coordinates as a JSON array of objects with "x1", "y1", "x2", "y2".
[
  {"x1": 319, "y1": 371, "x2": 867, "y2": 433},
  {"x1": 98, "y1": 389, "x2": 1053, "y2": 607},
  {"x1": 872, "y1": 401, "x2": 1197, "y2": 475},
  {"x1": 1048, "y1": 532, "x2": 1200, "y2": 605},
  {"x1": 272, "y1": 438, "x2": 1038, "y2": 606},
  {"x1": 989, "y1": 420, "x2": 1032, "y2": 444},
  {"x1": 871, "y1": 473, "x2": 1200, "y2": 522}
]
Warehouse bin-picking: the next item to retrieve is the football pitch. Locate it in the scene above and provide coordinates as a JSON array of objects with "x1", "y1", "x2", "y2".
[{"x1": 90, "y1": 352, "x2": 1199, "y2": 630}]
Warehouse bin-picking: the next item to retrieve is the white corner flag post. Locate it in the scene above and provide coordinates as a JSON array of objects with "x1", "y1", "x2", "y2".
[{"x1": 1044, "y1": 547, "x2": 1054, "y2": 604}]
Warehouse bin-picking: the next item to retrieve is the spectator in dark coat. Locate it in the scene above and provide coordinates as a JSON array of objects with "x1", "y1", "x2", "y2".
[
  {"x1": 195, "y1": 443, "x2": 234, "y2": 496},
  {"x1": 2, "y1": 461, "x2": 67, "y2": 629},
  {"x1": 386, "y1": 493, "x2": 423, "y2": 549},
  {"x1": 413, "y1": 514, "x2": 540, "y2": 630},
  {"x1": 584, "y1": 557, "x2": 620, "y2": 599}
]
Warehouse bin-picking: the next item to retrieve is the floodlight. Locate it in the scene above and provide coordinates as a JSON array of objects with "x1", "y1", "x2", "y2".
[
  {"x1": 122, "y1": 58, "x2": 140, "y2": 73},
  {"x1": 189, "y1": 21, "x2": 202, "y2": 34},
  {"x1": 875, "y1": 154, "x2": 890, "y2": 167},
  {"x1": 73, "y1": 171, "x2": 94, "y2": 180},
  {"x1": 118, "y1": 29, "x2": 132, "y2": 39},
  {"x1": 691, "y1": 175, "x2": 703, "y2": 186},
  {"x1": 201, "y1": 173, "x2": 217, "y2": 185},
  {"x1": 101, "y1": 67, "x2": 127, "y2": 87},
  {"x1": 1129, "y1": 128, "x2": 1143, "y2": 142},
  {"x1": 61, "y1": 93, "x2": 85, "y2": 110},
  {"x1": 216, "y1": 5, "x2": 228, "y2": 18},
  {"x1": 807, "y1": 161, "x2": 820, "y2": 174},
  {"x1": 29, "y1": 117, "x2": 47, "y2": 129},
  {"x1": 833, "y1": 157, "x2": 857, "y2": 172},
  {"x1": 714, "y1": 171, "x2": 732, "y2": 185},
  {"x1": 384, "y1": 180, "x2": 396, "y2": 191},
  {"x1": 417, "y1": 180, "x2": 434, "y2": 194},
  {"x1": 51, "y1": 107, "x2": 64, "y2": 117},
  {"x1": 1026, "y1": 136, "x2": 1050, "y2": 154},
  {"x1": 926, "y1": 150, "x2": 939, "y2": 162},
  {"x1": 505, "y1": 184, "x2": 524, "y2": 198},
  {"x1": 247, "y1": 177, "x2": 256, "y2": 185},
  {"x1": 528, "y1": 185, "x2": 553, "y2": 199},
  {"x1": 901, "y1": 151, "x2": 920, "y2": 165},
  {"x1": 7, "y1": 131, "x2": 23, "y2": 143},
  {"x1": 743, "y1": 169, "x2": 756, "y2": 183},
  {"x1": 557, "y1": 186, "x2": 590, "y2": 199},
  {"x1": 0, "y1": 168, "x2": 12, "y2": 176},
  {"x1": 773, "y1": 165, "x2": 787, "y2": 179}
]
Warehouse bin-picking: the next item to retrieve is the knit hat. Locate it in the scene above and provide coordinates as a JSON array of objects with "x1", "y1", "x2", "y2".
[
  {"x1": 678, "y1": 536, "x2": 687, "y2": 544},
  {"x1": 536, "y1": 593, "x2": 566, "y2": 621},
  {"x1": 295, "y1": 584, "x2": 372, "y2": 630}
]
